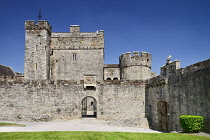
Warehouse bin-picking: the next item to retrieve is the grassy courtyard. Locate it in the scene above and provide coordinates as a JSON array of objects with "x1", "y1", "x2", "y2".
[{"x1": 0, "y1": 131, "x2": 209, "y2": 140}]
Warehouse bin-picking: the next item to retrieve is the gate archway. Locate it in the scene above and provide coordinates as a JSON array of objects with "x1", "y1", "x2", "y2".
[
  {"x1": 81, "y1": 96, "x2": 97, "y2": 118},
  {"x1": 157, "y1": 101, "x2": 169, "y2": 132}
]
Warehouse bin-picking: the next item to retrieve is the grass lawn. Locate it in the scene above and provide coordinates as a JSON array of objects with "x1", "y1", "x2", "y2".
[
  {"x1": 0, "y1": 131, "x2": 209, "y2": 140},
  {"x1": 0, "y1": 122, "x2": 25, "y2": 127}
]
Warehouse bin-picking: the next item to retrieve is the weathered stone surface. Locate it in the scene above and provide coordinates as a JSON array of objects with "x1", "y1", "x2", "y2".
[
  {"x1": 0, "y1": 20, "x2": 209, "y2": 133},
  {"x1": 104, "y1": 65, "x2": 120, "y2": 80},
  {"x1": 0, "y1": 81, "x2": 148, "y2": 128},
  {"x1": 146, "y1": 59, "x2": 210, "y2": 133}
]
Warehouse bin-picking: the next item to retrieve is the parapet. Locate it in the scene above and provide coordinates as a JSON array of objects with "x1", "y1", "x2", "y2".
[
  {"x1": 25, "y1": 20, "x2": 52, "y2": 32},
  {"x1": 50, "y1": 27, "x2": 104, "y2": 50},
  {"x1": 70, "y1": 25, "x2": 80, "y2": 33},
  {"x1": 121, "y1": 51, "x2": 151, "y2": 58},
  {"x1": 120, "y1": 51, "x2": 152, "y2": 68},
  {"x1": 176, "y1": 59, "x2": 210, "y2": 75},
  {"x1": 160, "y1": 60, "x2": 180, "y2": 77}
]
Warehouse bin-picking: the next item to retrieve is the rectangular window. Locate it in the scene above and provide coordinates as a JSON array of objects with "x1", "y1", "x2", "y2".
[
  {"x1": 73, "y1": 53, "x2": 77, "y2": 62},
  {"x1": 35, "y1": 63, "x2": 38, "y2": 70}
]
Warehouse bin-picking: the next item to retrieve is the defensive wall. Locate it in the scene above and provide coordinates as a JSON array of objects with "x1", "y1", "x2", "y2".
[
  {"x1": 146, "y1": 59, "x2": 210, "y2": 133},
  {"x1": 0, "y1": 79, "x2": 148, "y2": 127}
]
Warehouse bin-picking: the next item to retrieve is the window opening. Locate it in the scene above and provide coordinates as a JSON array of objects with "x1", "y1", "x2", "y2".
[
  {"x1": 86, "y1": 86, "x2": 95, "y2": 90},
  {"x1": 35, "y1": 63, "x2": 38, "y2": 70},
  {"x1": 73, "y1": 53, "x2": 77, "y2": 62},
  {"x1": 113, "y1": 77, "x2": 118, "y2": 80},
  {"x1": 163, "y1": 68, "x2": 166, "y2": 76},
  {"x1": 106, "y1": 77, "x2": 111, "y2": 80},
  {"x1": 50, "y1": 68, "x2": 53, "y2": 76},
  {"x1": 36, "y1": 45, "x2": 38, "y2": 51}
]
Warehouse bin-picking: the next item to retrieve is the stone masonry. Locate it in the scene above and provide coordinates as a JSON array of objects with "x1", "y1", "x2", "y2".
[{"x1": 0, "y1": 20, "x2": 209, "y2": 133}]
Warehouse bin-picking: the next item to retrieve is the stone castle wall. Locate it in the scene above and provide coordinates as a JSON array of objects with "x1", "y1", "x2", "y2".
[
  {"x1": 49, "y1": 28, "x2": 104, "y2": 82},
  {"x1": 50, "y1": 49, "x2": 104, "y2": 81},
  {"x1": 0, "y1": 80, "x2": 148, "y2": 127},
  {"x1": 103, "y1": 64, "x2": 120, "y2": 80},
  {"x1": 146, "y1": 59, "x2": 210, "y2": 133},
  {"x1": 100, "y1": 80, "x2": 148, "y2": 127}
]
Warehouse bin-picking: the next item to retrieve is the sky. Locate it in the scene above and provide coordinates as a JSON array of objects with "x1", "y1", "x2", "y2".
[{"x1": 0, "y1": 0, "x2": 210, "y2": 75}]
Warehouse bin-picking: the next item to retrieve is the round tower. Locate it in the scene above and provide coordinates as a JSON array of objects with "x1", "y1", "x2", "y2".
[{"x1": 120, "y1": 51, "x2": 152, "y2": 80}]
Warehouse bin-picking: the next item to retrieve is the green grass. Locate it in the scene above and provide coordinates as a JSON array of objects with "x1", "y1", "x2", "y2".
[
  {"x1": 0, "y1": 122, "x2": 25, "y2": 127},
  {"x1": 0, "y1": 131, "x2": 209, "y2": 140}
]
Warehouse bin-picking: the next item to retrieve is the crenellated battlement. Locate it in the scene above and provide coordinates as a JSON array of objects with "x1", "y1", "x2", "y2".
[
  {"x1": 148, "y1": 59, "x2": 210, "y2": 83},
  {"x1": 160, "y1": 60, "x2": 180, "y2": 77},
  {"x1": 120, "y1": 51, "x2": 152, "y2": 80},
  {"x1": 175, "y1": 59, "x2": 210, "y2": 76},
  {"x1": 120, "y1": 51, "x2": 151, "y2": 68},
  {"x1": 25, "y1": 20, "x2": 52, "y2": 32},
  {"x1": 50, "y1": 27, "x2": 104, "y2": 50}
]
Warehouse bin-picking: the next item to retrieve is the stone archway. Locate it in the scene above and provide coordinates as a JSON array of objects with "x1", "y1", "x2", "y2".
[
  {"x1": 81, "y1": 96, "x2": 97, "y2": 118},
  {"x1": 157, "y1": 101, "x2": 169, "y2": 132}
]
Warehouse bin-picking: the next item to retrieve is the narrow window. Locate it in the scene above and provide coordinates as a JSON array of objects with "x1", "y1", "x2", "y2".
[
  {"x1": 163, "y1": 68, "x2": 166, "y2": 76},
  {"x1": 73, "y1": 53, "x2": 77, "y2": 62},
  {"x1": 45, "y1": 46, "x2": 47, "y2": 50},
  {"x1": 50, "y1": 68, "x2": 53, "y2": 76},
  {"x1": 35, "y1": 63, "x2": 38, "y2": 70},
  {"x1": 36, "y1": 45, "x2": 38, "y2": 51}
]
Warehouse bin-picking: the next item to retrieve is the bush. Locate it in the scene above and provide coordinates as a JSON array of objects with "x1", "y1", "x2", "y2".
[{"x1": 179, "y1": 115, "x2": 204, "y2": 133}]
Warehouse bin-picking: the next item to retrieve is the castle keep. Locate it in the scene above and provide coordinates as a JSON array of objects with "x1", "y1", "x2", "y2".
[{"x1": 0, "y1": 20, "x2": 209, "y2": 133}]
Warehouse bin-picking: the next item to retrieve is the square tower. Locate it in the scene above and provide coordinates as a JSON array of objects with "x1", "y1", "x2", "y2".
[{"x1": 24, "y1": 20, "x2": 52, "y2": 80}]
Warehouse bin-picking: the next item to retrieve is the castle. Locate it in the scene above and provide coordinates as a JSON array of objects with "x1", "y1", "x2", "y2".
[{"x1": 0, "y1": 20, "x2": 209, "y2": 132}]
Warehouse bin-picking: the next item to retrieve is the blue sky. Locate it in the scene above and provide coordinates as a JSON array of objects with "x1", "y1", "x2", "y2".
[{"x1": 0, "y1": 0, "x2": 210, "y2": 74}]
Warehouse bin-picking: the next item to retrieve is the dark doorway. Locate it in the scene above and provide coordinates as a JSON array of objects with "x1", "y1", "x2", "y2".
[
  {"x1": 157, "y1": 101, "x2": 169, "y2": 132},
  {"x1": 82, "y1": 96, "x2": 97, "y2": 118}
]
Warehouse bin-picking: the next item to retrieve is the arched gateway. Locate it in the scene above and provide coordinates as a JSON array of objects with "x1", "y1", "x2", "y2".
[{"x1": 81, "y1": 96, "x2": 97, "y2": 118}]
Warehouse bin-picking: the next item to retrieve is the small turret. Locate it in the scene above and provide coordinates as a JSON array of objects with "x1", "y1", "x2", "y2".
[
  {"x1": 120, "y1": 51, "x2": 151, "y2": 68},
  {"x1": 120, "y1": 51, "x2": 152, "y2": 80}
]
